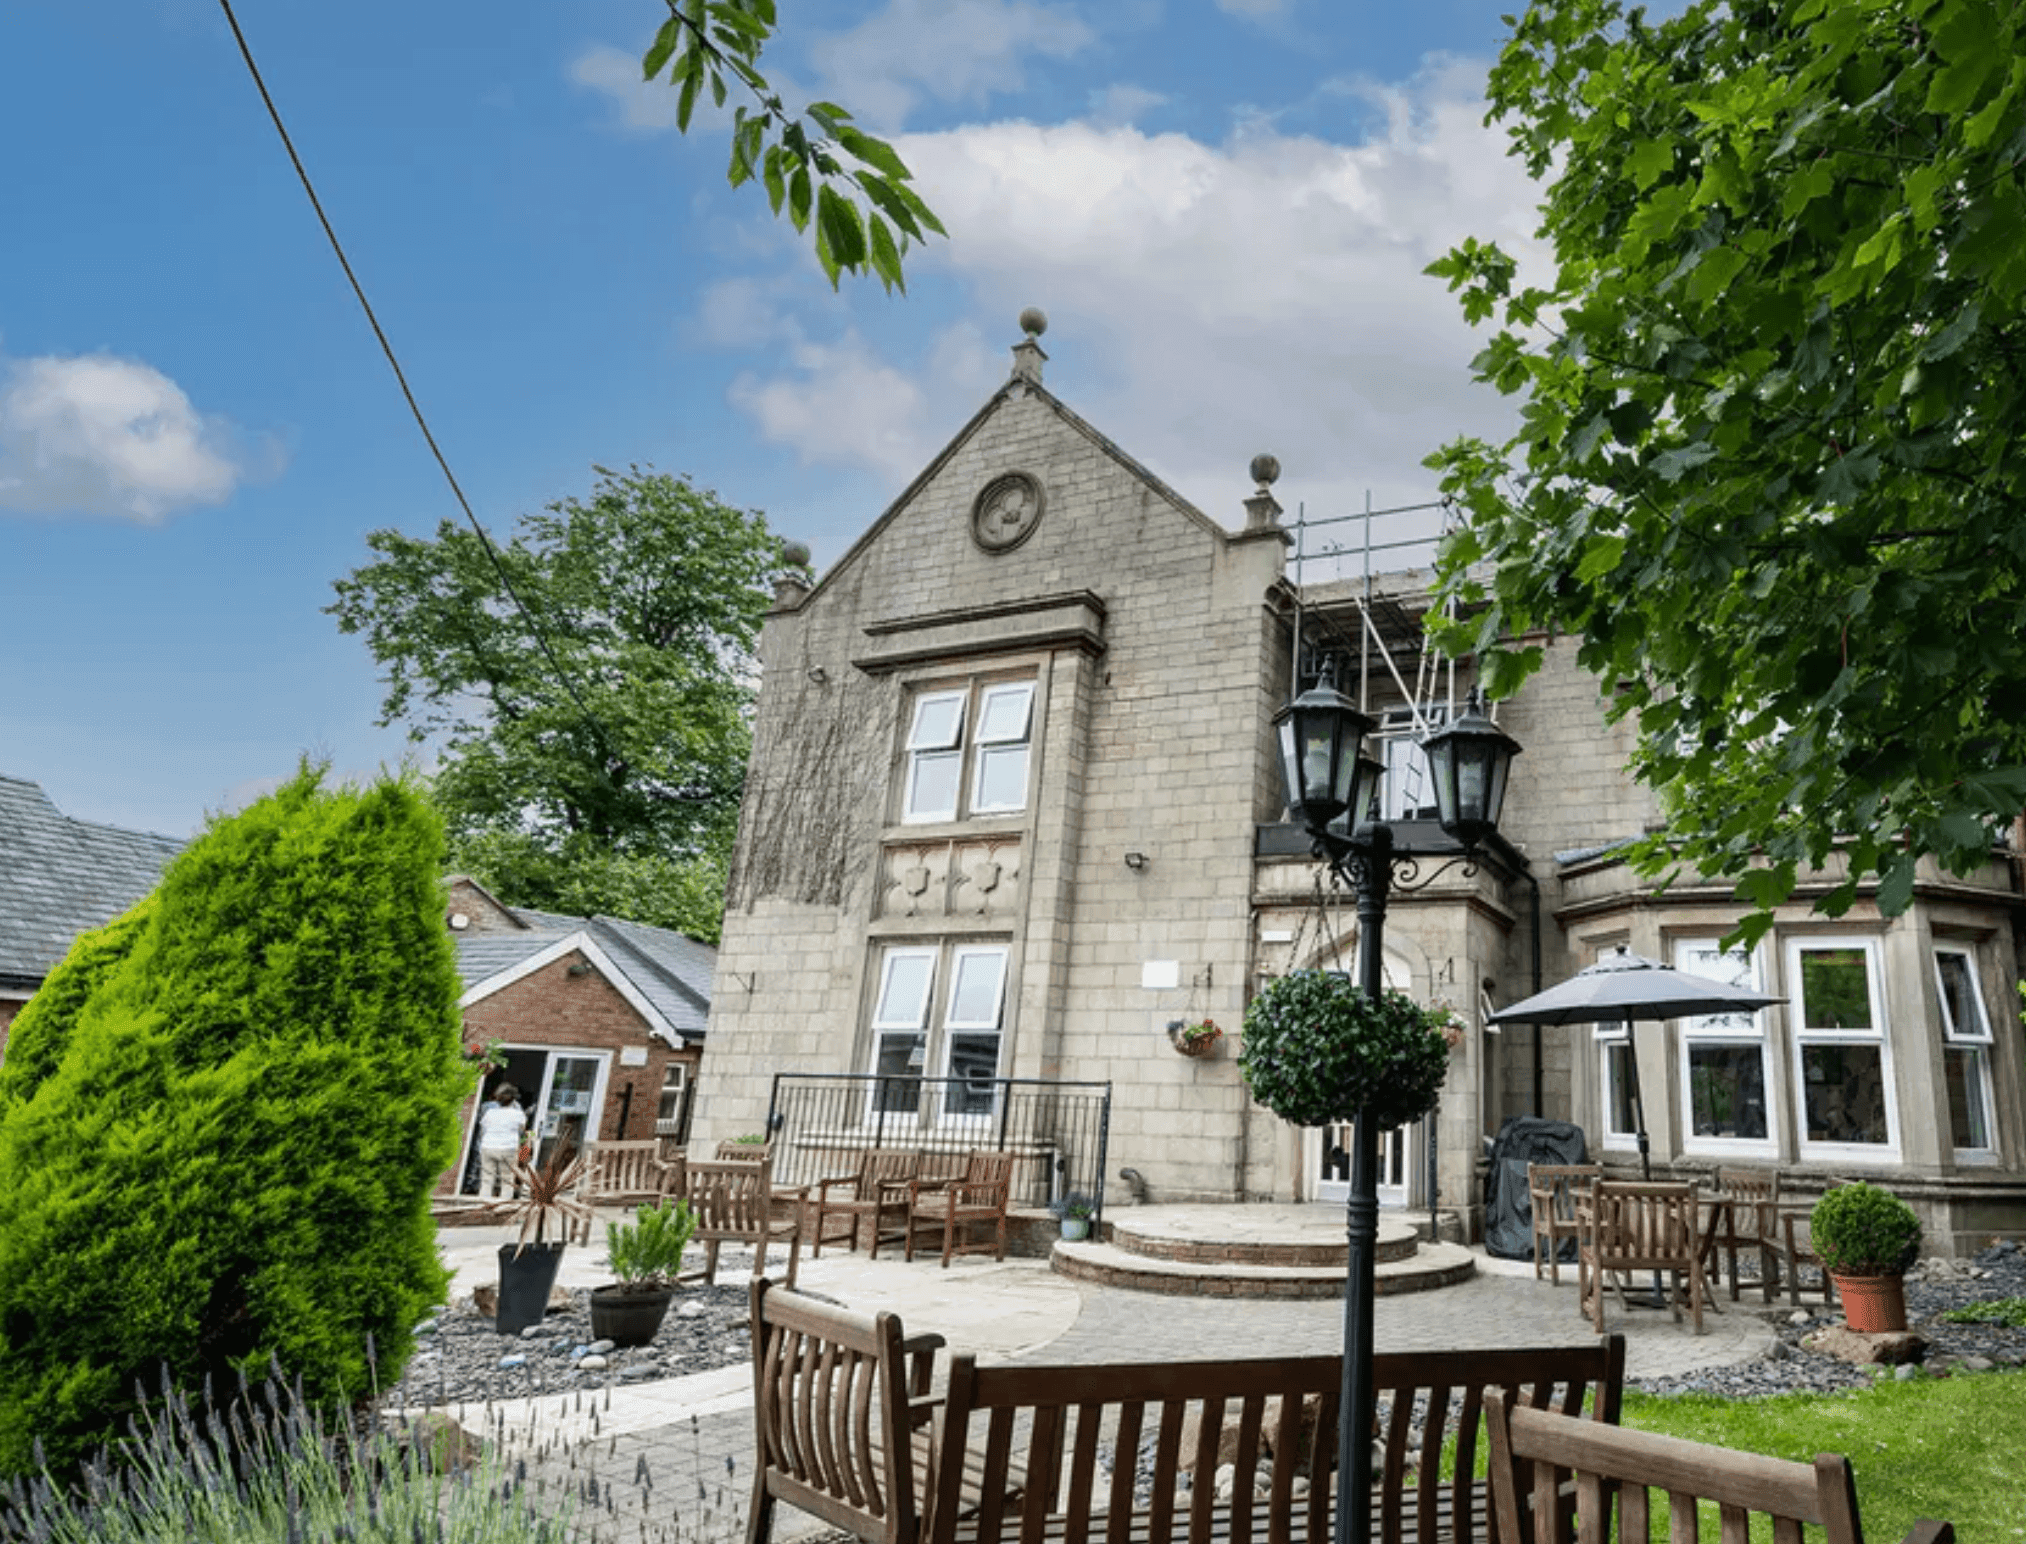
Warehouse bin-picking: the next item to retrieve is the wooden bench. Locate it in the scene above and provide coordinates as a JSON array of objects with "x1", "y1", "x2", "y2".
[
  {"x1": 1485, "y1": 1389, "x2": 1952, "y2": 1544},
  {"x1": 561, "y1": 1138, "x2": 683, "y2": 1244},
  {"x1": 923, "y1": 1338, "x2": 1625, "y2": 1544}
]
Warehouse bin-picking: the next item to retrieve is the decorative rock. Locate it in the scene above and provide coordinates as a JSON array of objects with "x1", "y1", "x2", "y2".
[
  {"x1": 519, "y1": 1324, "x2": 546, "y2": 1339},
  {"x1": 588, "y1": 1339, "x2": 616, "y2": 1355},
  {"x1": 677, "y1": 1302, "x2": 708, "y2": 1318},
  {"x1": 578, "y1": 1355, "x2": 609, "y2": 1372},
  {"x1": 1801, "y1": 1327, "x2": 1928, "y2": 1366},
  {"x1": 1962, "y1": 1355, "x2": 1996, "y2": 1373},
  {"x1": 414, "y1": 1319, "x2": 439, "y2": 1336},
  {"x1": 497, "y1": 1353, "x2": 528, "y2": 1370},
  {"x1": 1213, "y1": 1463, "x2": 1236, "y2": 1503},
  {"x1": 620, "y1": 1362, "x2": 661, "y2": 1380},
  {"x1": 547, "y1": 1285, "x2": 574, "y2": 1311},
  {"x1": 1788, "y1": 1311, "x2": 1813, "y2": 1326},
  {"x1": 398, "y1": 1411, "x2": 484, "y2": 1474},
  {"x1": 1894, "y1": 1363, "x2": 1922, "y2": 1381}
]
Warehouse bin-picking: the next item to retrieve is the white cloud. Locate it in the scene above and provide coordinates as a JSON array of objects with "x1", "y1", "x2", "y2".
[
  {"x1": 0, "y1": 350, "x2": 270, "y2": 523},
  {"x1": 810, "y1": 0, "x2": 1098, "y2": 130},
  {"x1": 723, "y1": 56, "x2": 1548, "y2": 563},
  {"x1": 570, "y1": 43, "x2": 691, "y2": 132},
  {"x1": 1086, "y1": 83, "x2": 1168, "y2": 126}
]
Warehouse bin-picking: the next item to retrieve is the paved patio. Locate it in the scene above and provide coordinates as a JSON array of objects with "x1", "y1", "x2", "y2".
[{"x1": 431, "y1": 1211, "x2": 1778, "y2": 1540}]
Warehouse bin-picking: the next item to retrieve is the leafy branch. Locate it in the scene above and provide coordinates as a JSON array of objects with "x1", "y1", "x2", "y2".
[{"x1": 640, "y1": 0, "x2": 946, "y2": 290}]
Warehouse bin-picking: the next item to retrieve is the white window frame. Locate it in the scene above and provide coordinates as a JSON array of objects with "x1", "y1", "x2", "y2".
[
  {"x1": 1786, "y1": 936, "x2": 1899, "y2": 1161},
  {"x1": 969, "y1": 682, "x2": 1035, "y2": 814},
  {"x1": 1373, "y1": 705, "x2": 1447, "y2": 823},
  {"x1": 866, "y1": 946, "x2": 937, "y2": 1122},
  {"x1": 655, "y1": 1062, "x2": 690, "y2": 1134},
  {"x1": 902, "y1": 691, "x2": 967, "y2": 822},
  {"x1": 1933, "y1": 946, "x2": 1998, "y2": 1159},
  {"x1": 900, "y1": 677, "x2": 1036, "y2": 824},
  {"x1": 1594, "y1": 1022, "x2": 1640, "y2": 1152},
  {"x1": 937, "y1": 944, "x2": 1010, "y2": 1124},
  {"x1": 1673, "y1": 938, "x2": 1777, "y2": 1158}
]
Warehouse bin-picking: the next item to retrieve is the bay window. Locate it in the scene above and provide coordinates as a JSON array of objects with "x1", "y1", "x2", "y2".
[{"x1": 1787, "y1": 938, "x2": 1896, "y2": 1156}]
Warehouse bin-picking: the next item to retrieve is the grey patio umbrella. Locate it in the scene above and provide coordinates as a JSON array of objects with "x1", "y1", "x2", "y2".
[{"x1": 1489, "y1": 945, "x2": 1784, "y2": 1179}]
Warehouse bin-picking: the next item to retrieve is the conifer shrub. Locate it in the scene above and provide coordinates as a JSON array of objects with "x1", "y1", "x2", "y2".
[
  {"x1": 0, "y1": 767, "x2": 469, "y2": 1478},
  {"x1": 0, "y1": 901, "x2": 153, "y2": 1116}
]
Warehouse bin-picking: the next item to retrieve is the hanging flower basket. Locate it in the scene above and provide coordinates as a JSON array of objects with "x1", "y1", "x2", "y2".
[
  {"x1": 1167, "y1": 1019, "x2": 1224, "y2": 1058},
  {"x1": 1238, "y1": 971, "x2": 1449, "y2": 1129}
]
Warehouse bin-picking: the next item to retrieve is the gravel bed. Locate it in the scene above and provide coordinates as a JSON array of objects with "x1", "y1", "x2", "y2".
[
  {"x1": 386, "y1": 1255, "x2": 767, "y2": 1411},
  {"x1": 1633, "y1": 1239, "x2": 2026, "y2": 1398}
]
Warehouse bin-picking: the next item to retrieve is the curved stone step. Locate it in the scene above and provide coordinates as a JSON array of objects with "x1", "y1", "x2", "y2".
[
  {"x1": 1106, "y1": 1205, "x2": 1417, "y2": 1269},
  {"x1": 1051, "y1": 1239, "x2": 1477, "y2": 1300}
]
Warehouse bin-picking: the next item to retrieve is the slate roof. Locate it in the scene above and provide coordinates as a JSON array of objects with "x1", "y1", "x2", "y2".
[
  {"x1": 0, "y1": 775, "x2": 184, "y2": 990},
  {"x1": 454, "y1": 906, "x2": 713, "y2": 1043}
]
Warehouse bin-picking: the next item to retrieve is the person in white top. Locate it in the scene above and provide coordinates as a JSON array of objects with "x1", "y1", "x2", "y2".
[{"x1": 477, "y1": 1084, "x2": 529, "y2": 1198}]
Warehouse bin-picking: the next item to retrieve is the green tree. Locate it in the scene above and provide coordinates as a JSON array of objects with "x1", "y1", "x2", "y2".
[
  {"x1": 1426, "y1": 0, "x2": 2026, "y2": 945},
  {"x1": 328, "y1": 465, "x2": 796, "y2": 943},
  {"x1": 638, "y1": 1, "x2": 945, "y2": 290},
  {"x1": 0, "y1": 767, "x2": 466, "y2": 1477}
]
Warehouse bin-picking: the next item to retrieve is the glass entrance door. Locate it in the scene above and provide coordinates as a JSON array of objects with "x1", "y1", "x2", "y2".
[
  {"x1": 1311, "y1": 1119, "x2": 1414, "y2": 1207},
  {"x1": 533, "y1": 1053, "x2": 608, "y2": 1170}
]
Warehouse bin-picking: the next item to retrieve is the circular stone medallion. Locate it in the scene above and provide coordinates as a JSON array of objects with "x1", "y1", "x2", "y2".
[{"x1": 971, "y1": 472, "x2": 1044, "y2": 553}]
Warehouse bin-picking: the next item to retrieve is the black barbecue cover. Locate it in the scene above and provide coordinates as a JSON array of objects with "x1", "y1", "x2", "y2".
[{"x1": 1481, "y1": 1116, "x2": 1588, "y2": 1261}]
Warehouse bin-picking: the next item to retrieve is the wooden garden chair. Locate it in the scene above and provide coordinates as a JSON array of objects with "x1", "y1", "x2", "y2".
[
  {"x1": 811, "y1": 1148, "x2": 921, "y2": 1258},
  {"x1": 1578, "y1": 1181, "x2": 1707, "y2": 1335},
  {"x1": 684, "y1": 1157, "x2": 805, "y2": 1287},
  {"x1": 1527, "y1": 1163, "x2": 1600, "y2": 1287},
  {"x1": 1485, "y1": 1388, "x2": 1954, "y2": 1544},
  {"x1": 902, "y1": 1150, "x2": 1016, "y2": 1267},
  {"x1": 1704, "y1": 1165, "x2": 1781, "y2": 1302}
]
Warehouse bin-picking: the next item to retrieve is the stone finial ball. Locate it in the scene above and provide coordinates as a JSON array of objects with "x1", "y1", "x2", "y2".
[
  {"x1": 1018, "y1": 307, "x2": 1048, "y2": 337},
  {"x1": 781, "y1": 540, "x2": 812, "y2": 569},
  {"x1": 1250, "y1": 453, "x2": 1281, "y2": 487}
]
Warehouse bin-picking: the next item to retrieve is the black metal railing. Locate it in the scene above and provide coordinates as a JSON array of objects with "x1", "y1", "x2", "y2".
[{"x1": 764, "y1": 1074, "x2": 1111, "y2": 1221}]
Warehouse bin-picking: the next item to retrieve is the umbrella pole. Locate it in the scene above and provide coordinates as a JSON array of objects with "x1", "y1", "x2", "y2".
[{"x1": 1622, "y1": 1013, "x2": 1668, "y2": 1307}]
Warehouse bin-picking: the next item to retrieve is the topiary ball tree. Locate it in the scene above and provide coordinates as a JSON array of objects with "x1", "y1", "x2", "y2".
[
  {"x1": 0, "y1": 766, "x2": 469, "y2": 1478},
  {"x1": 1239, "y1": 970, "x2": 1450, "y2": 1130}
]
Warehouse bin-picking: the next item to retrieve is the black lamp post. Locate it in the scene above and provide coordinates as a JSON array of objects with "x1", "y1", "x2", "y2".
[{"x1": 1271, "y1": 673, "x2": 1519, "y2": 1544}]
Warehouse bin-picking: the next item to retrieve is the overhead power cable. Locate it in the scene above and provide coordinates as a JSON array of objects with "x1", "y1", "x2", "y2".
[{"x1": 215, "y1": 0, "x2": 620, "y2": 760}]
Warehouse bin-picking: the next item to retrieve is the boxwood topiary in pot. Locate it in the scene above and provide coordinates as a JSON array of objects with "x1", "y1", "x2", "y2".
[
  {"x1": 1811, "y1": 1181, "x2": 1921, "y2": 1332},
  {"x1": 590, "y1": 1198, "x2": 699, "y2": 1346},
  {"x1": 1238, "y1": 971, "x2": 1449, "y2": 1131}
]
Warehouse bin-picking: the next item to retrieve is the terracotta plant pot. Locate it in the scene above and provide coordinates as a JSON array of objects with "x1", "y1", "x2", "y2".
[{"x1": 1834, "y1": 1272, "x2": 1909, "y2": 1334}]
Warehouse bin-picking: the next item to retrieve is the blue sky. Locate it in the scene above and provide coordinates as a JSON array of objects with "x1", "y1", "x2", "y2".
[{"x1": 1, "y1": 0, "x2": 1546, "y2": 839}]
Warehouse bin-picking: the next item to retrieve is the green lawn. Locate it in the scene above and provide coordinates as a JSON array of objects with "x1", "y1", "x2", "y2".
[{"x1": 1621, "y1": 1371, "x2": 2026, "y2": 1539}]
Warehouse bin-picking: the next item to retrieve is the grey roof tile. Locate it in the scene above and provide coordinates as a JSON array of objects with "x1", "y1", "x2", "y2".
[
  {"x1": 0, "y1": 776, "x2": 183, "y2": 984},
  {"x1": 454, "y1": 903, "x2": 715, "y2": 1042}
]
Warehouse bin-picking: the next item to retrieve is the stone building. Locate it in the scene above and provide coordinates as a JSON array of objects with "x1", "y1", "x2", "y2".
[{"x1": 696, "y1": 317, "x2": 2026, "y2": 1255}]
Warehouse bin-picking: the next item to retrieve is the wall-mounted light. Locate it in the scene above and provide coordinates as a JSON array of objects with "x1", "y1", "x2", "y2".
[
  {"x1": 1124, "y1": 851, "x2": 1149, "y2": 871},
  {"x1": 566, "y1": 961, "x2": 595, "y2": 977}
]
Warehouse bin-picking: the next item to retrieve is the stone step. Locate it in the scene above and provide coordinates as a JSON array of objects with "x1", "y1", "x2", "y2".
[
  {"x1": 1051, "y1": 1238, "x2": 1477, "y2": 1301},
  {"x1": 1107, "y1": 1210, "x2": 1420, "y2": 1269}
]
